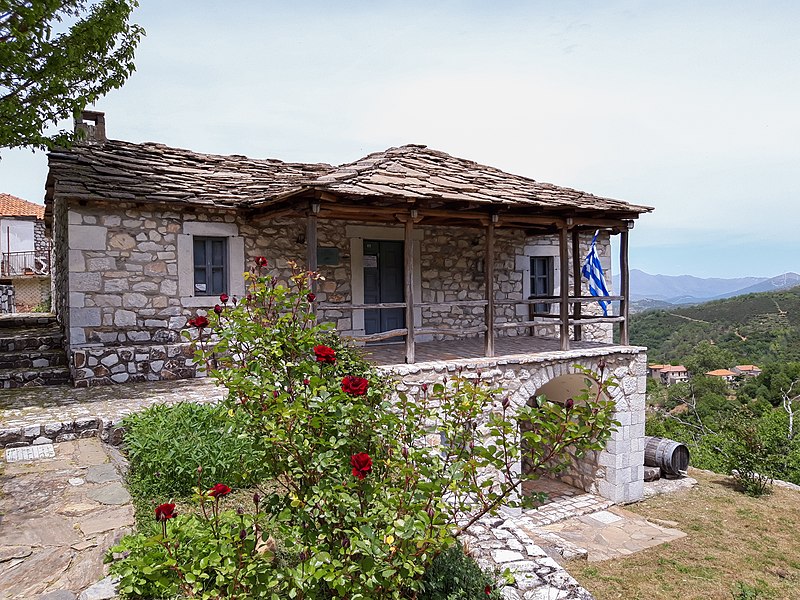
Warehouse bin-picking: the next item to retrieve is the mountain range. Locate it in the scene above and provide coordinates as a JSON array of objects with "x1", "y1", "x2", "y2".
[{"x1": 627, "y1": 270, "x2": 800, "y2": 309}]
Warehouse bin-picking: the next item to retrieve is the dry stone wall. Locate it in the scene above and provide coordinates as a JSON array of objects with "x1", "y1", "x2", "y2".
[{"x1": 385, "y1": 346, "x2": 647, "y2": 504}]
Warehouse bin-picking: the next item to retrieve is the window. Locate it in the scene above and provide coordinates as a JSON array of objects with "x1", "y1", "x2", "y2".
[
  {"x1": 193, "y1": 237, "x2": 227, "y2": 296},
  {"x1": 529, "y1": 256, "x2": 554, "y2": 314}
]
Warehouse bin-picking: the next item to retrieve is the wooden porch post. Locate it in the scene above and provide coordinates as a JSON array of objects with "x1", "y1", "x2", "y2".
[
  {"x1": 571, "y1": 228, "x2": 582, "y2": 342},
  {"x1": 404, "y1": 211, "x2": 416, "y2": 364},
  {"x1": 559, "y1": 225, "x2": 570, "y2": 351},
  {"x1": 619, "y1": 227, "x2": 630, "y2": 345},
  {"x1": 484, "y1": 215, "x2": 497, "y2": 358},
  {"x1": 306, "y1": 202, "x2": 319, "y2": 317}
]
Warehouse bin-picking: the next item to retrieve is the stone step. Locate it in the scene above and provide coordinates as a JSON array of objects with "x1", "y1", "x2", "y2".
[
  {"x1": 0, "y1": 366, "x2": 72, "y2": 388},
  {"x1": 0, "y1": 349, "x2": 67, "y2": 370},
  {"x1": 0, "y1": 312, "x2": 57, "y2": 329},
  {"x1": 0, "y1": 325, "x2": 64, "y2": 353}
]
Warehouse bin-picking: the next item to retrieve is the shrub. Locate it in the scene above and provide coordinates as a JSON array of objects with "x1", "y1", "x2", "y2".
[
  {"x1": 109, "y1": 259, "x2": 618, "y2": 599},
  {"x1": 417, "y1": 544, "x2": 503, "y2": 600},
  {"x1": 123, "y1": 402, "x2": 269, "y2": 503}
]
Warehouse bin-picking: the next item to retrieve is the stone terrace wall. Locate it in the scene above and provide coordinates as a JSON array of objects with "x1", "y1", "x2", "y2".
[
  {"x1": 385, "y1": 346, "x2": 647, "y2": 504},
  {"x1": 64, "y1": 201, "x2": 617, "y2": 386}
]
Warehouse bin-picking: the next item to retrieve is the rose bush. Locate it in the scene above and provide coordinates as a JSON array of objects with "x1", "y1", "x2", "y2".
[{"x1": 109, "y1": 259, "x2": 618, "y2": 599}]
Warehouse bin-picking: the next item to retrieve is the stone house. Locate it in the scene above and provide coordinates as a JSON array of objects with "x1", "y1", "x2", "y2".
[
  {"x1": 0, "y1": 193, "x2": 51, "y2": 312},
  {"x1": 45, "y1": 111, "x2": 653, "y2": 503}
]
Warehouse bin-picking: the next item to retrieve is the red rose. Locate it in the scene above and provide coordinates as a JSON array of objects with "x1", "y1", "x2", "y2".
[
  {"x1": 155, "y1": 503, "x2": 177, "y2": 521},
  {"x1": 208, "y1": 483, "x2": 232, "y2": 498},
  {"x1": 219, "y1": 293, "x2": 229, "y2": 303},
  {"x1": 484, "y1": 584, "x2": 492, "y2": 595},
  {"x1": 341, "y1": 375, "x2": 369, "y2": 396},
  {"x1": 307, "y1": 293, "x2": 316, "y2": 302},
  {"x1": 255, "y1": 256, "x2": 268, "y2": 267},
  {"x1": 303, "y1": 378, "x2": 310, "y2": 386},
  {"x1": 565, "y1": 398, "x2": 574, "y2": 411},
  {"x1": 314, "y1": 345, "x2": 336, "y2": 364},
  {"x1": 213, "y1": 304, "x2": 222, "y2": 315},
  {"x1": 188, "y1": 315, "x2": 209, "y2": 329},
  {"x1": 350, "y1": 453, "x2": 372, "y2": 480}
]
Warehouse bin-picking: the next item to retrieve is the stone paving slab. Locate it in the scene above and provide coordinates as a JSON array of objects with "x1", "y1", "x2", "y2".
[
  {"x1": 0, "y1": 379, "x2": 224, "y2": 447},
  {"x1": 0, "y1": 438, "x2": 134, "y2": 599},
  {"x1": 537, "y1": 505, "x2": 686, "y2": 562}
]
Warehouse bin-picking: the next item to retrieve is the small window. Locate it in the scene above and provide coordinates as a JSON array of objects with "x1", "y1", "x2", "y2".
[
  {"x1": 529, "y1": 256, "x2": 554, "y2": 315},
  {"x1": 193, "y1": 237, "x2": 227, "y2": 296}
]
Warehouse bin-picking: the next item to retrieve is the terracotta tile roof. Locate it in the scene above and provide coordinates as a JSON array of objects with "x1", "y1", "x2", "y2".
[
  {"x1": 648, "y1": 364, "x2": 668, "y2": 369},
  {"x1": 45, "y1": 140, "x2": 654, "y2": 217},
  {"x1": 734, "y1": 365, "x2": 761, "y2": 371},
  {"x1": 660, "y1": 365, "x2": 687, "y2": 373},
  {"x1": 706, "y1": 369, "x2": 737, "y2": 377},
  {"x1": 0, "y1": 193, "x2": 44, "y2": 219}
]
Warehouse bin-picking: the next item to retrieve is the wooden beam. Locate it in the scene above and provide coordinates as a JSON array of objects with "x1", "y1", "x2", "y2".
[
  {"x1": 416, "y1": 325, "x2": 487, "y2": 336},
  {"x1": 351, "y1": 328, "x2": 408, "y2": 343},
  {"x1": 306, "y1": 203, "x2": 319, "y2": 316},
  {"x1": 484, "y1": 216, "x2": 496, "y2": 357},
  {"x1": 572, "y1": 228, "x2": 582, "y2": 342},
  {"x1": 619, "y1": 229, "x2": 630, "y2": 345},
  {"x1": 559, "y1": 225, "x2": 570, "y2": 351},
  {"x1": 404, "y1": 212, "x2": 416, "y2": 364}
]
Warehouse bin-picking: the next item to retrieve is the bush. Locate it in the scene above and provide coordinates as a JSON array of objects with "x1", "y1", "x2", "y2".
[
  {"x1": 109, "y1": 259, "x2": 618, "y2": 599},
  {"x1": 418, "y1": 544, "x2": 502, "y2": 600},
  {"x1": 123, "y1": 402, "x2": 269, "y2": 503}
]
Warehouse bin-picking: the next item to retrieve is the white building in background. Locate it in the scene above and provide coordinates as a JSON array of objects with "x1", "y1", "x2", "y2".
[{"x1": 0, "y1": 194, "x2": 51, "y2": 312}]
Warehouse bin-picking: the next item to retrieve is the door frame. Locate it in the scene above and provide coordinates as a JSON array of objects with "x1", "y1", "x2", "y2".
[{"x1": 346, "y1": 225, "x2": 424, "y2": 340}]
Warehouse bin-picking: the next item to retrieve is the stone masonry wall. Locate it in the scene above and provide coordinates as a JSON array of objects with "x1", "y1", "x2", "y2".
[
  {"x1": 52, "y1": 196, "x2": 70, "y2": 347},
  {"x1": 385, "y1": 346, "x2": 647, "y2": 504},
  {"x1": 34, "y1": 219, "x2": 48, "y2": 257},
  {"x1": 65, "y1": 201, "x2": 616, "y2": 386}
]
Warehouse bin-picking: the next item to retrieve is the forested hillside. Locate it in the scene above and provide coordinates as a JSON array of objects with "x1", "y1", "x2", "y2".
[{"x1": 629, "y1": 286, "x2": 800, "y2": 364}]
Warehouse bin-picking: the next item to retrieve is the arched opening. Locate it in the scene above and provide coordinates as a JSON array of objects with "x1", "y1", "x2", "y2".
[{"x1": 521, "y1": 373, "x2": 611, "y2": 501}]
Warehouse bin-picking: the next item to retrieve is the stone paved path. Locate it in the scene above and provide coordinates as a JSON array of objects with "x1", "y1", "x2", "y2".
[{"x1": 0, "y1": 438, "x2": 134, "y2": 600}]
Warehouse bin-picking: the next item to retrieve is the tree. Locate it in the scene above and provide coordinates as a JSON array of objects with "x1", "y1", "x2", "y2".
[{"x1": 0, "y1": 0, "x2": 143, "y2": 152}]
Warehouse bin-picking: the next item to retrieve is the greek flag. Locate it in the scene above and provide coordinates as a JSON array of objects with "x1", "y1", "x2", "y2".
[{"x1": 581, "y1": 231, "x2": 610, "y2": 316}]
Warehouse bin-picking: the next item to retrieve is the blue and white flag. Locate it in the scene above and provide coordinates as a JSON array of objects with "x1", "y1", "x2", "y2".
[{"x1": 581, "y1": 231, "x2": 611, "y2": 316}]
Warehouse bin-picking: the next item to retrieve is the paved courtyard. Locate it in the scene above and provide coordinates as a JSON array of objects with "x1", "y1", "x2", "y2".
[{"x1": 0, "y1": 439, "x2": 132, "y2": 600}]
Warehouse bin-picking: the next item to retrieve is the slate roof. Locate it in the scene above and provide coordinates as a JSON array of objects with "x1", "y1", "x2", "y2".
[
  {"x1": 0, "y1": 193, "x2": 44, "y2": 219},
  {"x1": 46, "y1": 140, "x2": 653, "y2": 217},
  {"x1": 308, "y1": 145, "x2": 652, "y2": 214},
  {"x1": 46, "y1": 140, "x2": 333, "y2": 209}
]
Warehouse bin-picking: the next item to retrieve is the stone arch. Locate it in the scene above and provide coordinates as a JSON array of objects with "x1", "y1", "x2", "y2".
[{"x1": 519, "y1": 367, "x2": 612, "y2": 494}]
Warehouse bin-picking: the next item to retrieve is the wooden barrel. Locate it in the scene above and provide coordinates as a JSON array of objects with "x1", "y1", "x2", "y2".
[{"x1": 644, "y1": 436, "x2": 690, "y2": 477}]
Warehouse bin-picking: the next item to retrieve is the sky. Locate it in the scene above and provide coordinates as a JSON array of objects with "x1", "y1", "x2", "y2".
[{"x1": 1, "y1": 0, "x2": 798, "y2": 278}]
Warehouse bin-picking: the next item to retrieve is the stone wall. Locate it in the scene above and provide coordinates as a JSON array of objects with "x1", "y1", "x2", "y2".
[
  {"x1": 385, "y1": 346, "x2": 647, "y2": 504},
  {"x1": 63, "y1": 201, "x2": 617, "y2": 386},
  {"x1": 34, "y1": 219, "x2": 48, "y2": 258},
  {"x1": 0, "y1": 284, "x2": 14, "y2": 313},
  {"x1": 52, "y1": 195, "x2": 70, "y2": 346}
]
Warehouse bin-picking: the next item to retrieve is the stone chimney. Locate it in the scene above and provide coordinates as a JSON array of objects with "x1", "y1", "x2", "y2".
[{"x1": 74, "y1": 110, "x2": 106, "y2": 143}]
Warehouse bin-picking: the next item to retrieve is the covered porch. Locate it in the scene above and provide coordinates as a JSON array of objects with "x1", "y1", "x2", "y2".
[{"x1": 245, "y1": 146, "x2": 651, "y2": 363}]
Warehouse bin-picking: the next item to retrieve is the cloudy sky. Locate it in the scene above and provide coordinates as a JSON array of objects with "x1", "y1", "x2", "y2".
[{"x1": 2, "y1": 0, "x2": 798, "y2": 278}]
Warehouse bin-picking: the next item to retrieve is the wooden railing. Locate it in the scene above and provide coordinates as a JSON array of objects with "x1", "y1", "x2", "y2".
[{"x1": 317, "y1": 294, "x2": 624, "y2": 364}]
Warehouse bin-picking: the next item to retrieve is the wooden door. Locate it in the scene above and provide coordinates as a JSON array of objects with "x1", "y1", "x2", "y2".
[{"x1": 363, "y1": 240, "x2": 405, "y2": 339}]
